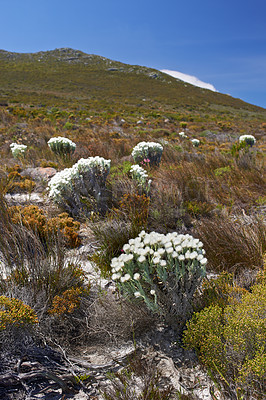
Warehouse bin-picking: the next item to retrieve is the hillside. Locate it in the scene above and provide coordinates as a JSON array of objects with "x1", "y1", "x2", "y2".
[{"x1": 0, "y1": 47, "x2": 266, "y2": 116}]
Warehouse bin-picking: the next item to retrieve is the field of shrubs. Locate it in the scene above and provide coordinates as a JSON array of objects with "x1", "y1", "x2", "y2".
[{"x1": 0, "y1": 101, "x2": 265, "y2": 399}]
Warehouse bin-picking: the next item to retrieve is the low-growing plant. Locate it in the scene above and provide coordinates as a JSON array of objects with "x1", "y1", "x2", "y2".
[
  {"x1": 191, "y1": 138, "x2": 200, "y2": 147},
  {"x1": 239, "y1": 134, "x2": 256, "y2": 146},
  {"x1": 48, "y1": 156, "x2": 111, "y2": 217},
  {"x1": 183, "y1": 278, "x2": 266, "y2": 399},
  {"x1": 131, "y1": 141, "x2": 163, "y2": 167},
  {"x1": 9, "y1": 205, "x2": 81, "y2": 248},
  {"x1": 101, "y1": 351, "x2": 175, "y2": 400},
  {"x1": 130, "y1": 164, "x2": 151, "y2": 194},
  {"x1": 47, "y1": 136, "x2": 76, "y2": 158},
  {"x1": 111, "y1": 231, "x2": 207, "y2": 329},
  {"x1": 0, "y1": 295, "x2": 38, "y2": 331},
  {"x1": 10, "y1": 143, "x2": 27, "y2": 158}
]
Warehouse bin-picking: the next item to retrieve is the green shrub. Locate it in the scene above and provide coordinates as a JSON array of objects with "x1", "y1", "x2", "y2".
[
  {"x1": 183, "y1": 278, "x2": 266, "y2": 398},
  {"x1": 0, "y1": 296, "x2": 38, "y2": 331}
]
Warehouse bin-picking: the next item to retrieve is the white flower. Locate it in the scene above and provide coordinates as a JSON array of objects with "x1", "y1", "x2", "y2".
[
  {"x1": 153, "y1": 257, "x2": 161, "y2": 264},
  {"x1": 172, "y1": 251, "x2": 178, "y2": 258},
  {"x1": 150, "y1": 290, "x2": 155, "y2": 295},
  {"x1": 133, "y1": 273, "x2": 140, "y2": 280},
  {"x1": 134, "y1": 291, "x2": 141, "y2": 298},
  {"x1": 178, "y1": 255, "x2": 185, "y2": 261},
  {"x1": 167, "y1": 246, "x2": 174, "y2": 253},
  {"x1": 160, "y1": 260, "x2": 167, "y2": 267},
  {"x1": 200, "y1": 258, "x2": 207, "y2": 265}
]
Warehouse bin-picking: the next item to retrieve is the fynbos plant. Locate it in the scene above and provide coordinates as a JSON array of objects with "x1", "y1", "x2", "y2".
[
  {"x1": 191, "y1": 138, "x2": 200, "y2": 147},
  {"x1": 130, "y1": 164, "x2": 151, "y2": 194},
  {"x1": 131, "y1": 141, "x2": 163, "y2": 167},
  {"x1": 111, "y1": 231, "x2": 207, "y2": 329},
  {"x1": 48, "y1": 136, "x2": 76, "y2": 157},
  {"x1": 10, "y1": 143, "x2": 27, "y2": 158},
  {"x1": 48, "y1": 156, "x2": 111, "y2": 216},
  {"x1": 238, "y1": 134, "x2": 256, "y2": 146}
]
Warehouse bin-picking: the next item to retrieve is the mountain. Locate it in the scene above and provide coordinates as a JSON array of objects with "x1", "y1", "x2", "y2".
[{"x1": 0, "y1": 47, "x2": 265, "y2": 121}]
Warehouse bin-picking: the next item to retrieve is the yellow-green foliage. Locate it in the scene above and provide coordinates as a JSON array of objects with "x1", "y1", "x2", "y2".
[
  {"x1": 0, "y1": 296, "x2": 38, "y2": 330},
  {"x1": 200, "y1": 272, "x2": 247, "y2": 309},
  {"x1": 183, "y1": 278, "x2": 266, "y2": 397},
  {"x1": 9, "y1": 205, "x2": 81, "y2": 248}
]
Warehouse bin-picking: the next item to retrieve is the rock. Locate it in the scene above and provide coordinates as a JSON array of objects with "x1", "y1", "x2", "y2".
[{"x1": 21, "y1": 167, "x2": 57, "y2": 181}]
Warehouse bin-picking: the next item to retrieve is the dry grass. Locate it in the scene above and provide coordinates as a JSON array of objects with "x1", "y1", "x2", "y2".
[{"x1": 195, "y1": 213, "x2": 266, "y2": 275}]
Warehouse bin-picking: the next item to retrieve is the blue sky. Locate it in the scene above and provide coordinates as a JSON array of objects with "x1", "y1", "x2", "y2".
[{"x1": 1, "y1": 0, "x2": 266, "y2": 108}]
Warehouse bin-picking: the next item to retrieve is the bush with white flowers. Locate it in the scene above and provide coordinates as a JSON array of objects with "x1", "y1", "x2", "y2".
[
  {"x1": 111, "y1": 231, "x2": 207, "y2": 329},
  {"x1": 10, "y1": 143, "x2": 27, "y2": 158},
  {"x1": 131, "y1": 141, "x2": 163, "y2": 166},
  {"x1": 130, "y1": 164, "x2": 151, "y2": 194},
  {"x1": 191, "y1": 139, "x2": 200, "y2": 147},
  {"x1": 239, "y1": 135, "x2": 256, "y2": 147},
  {"x1": 48, "y1": 136, "x2": 76, "y2": 157},
  {"x1": 48, "y1": 156, "x2": 111, "y2": 216}
]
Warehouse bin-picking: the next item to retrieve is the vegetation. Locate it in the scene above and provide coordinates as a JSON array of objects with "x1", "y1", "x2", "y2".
[{"x1": 0, "y1": 48, "x2": 265, "y2": 398}]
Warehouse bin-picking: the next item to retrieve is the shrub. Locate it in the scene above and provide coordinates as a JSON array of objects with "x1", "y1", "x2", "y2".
[
  {"x1": 130, "y1": 164, "x2": 151, "y2": 194},
  {"x1": 239, "y1": 134, "x2": 256, "y2": 146},
  {"x1": 9, "y1": 205, "x2": 81, "y2": 248},
  {"x1": 10, "y1": 143, "x2": 27, "y2": 158},
  {"x1": 47, "y1": 136, "x2": 76, "y2": 158},
  {"x1": 0, "y1": 296, "x2": 38, "y2": 331},
  {"x1": 191, "y1": 139, "x2": 200, "y2": 147},
  {"x1": 48, "y1": 287, "x2": 84, "y2": 316},
  {"x1": 131, "y1": 141, "x2": 163, "y2": 167},
  {"x1": 48, "y1": 156, "x2": 111, "y2": 216},
  {"x1": 111, "y1": 231, "x2": 207, "y2": 329},
  {"x1": 183, "y1": 278, "x2": 266, "y2": 398}
]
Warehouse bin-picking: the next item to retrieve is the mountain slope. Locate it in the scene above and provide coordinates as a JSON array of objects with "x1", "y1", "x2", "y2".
[{"x1": 0, "y1": 48, "x2": 265, "y2": 119}]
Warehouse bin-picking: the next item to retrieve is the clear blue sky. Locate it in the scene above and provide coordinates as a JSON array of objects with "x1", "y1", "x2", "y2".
[{"x1": 1, "y1": 0, "x2": 266, "y2": 108}]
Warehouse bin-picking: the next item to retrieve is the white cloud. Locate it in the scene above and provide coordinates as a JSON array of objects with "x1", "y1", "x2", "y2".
[{"x1": 160, "y1": 69, "x2": 217, "y2": 92}]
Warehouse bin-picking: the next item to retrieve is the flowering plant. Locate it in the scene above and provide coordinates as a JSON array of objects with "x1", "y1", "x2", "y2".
[
  {"x1": 178, "y1": 131, "x2": 187, "y2": 138},
  {"x1": 191, "y1": 139, "x2": 200, "y2": 147},
  {"x1": 48, "y1": 136, "x2": 76, "y2": 157},
  {"x1": 48, "y1": 156, "x2": 111, "y2": 216},
  {"x1": 130, "y1": 164, "x2": 151, "y2": 194},
  {"x1": 10, "y1": 143, "x2": 27, "y2": 158},
  {"x1": 131, "y1": 141, "x2": 163, "y2": 166},
  {"x1": 111, "y1": 231, "x2": 207, "y2": 328},
  {"x1": 239, "y1": 135, "x2": 256, "y2": 146}
]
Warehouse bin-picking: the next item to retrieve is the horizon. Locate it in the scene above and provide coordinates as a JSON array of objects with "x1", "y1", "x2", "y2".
[{"x1": 1, "y1": 0, "x2": 266, "y2": 109}]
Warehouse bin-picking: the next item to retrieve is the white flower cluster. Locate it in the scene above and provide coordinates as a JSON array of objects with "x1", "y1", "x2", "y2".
[
  {"x1": 131, "y1": 141, "x2": 163, "y2": 165},
  {"x1": 191, "y1": 139, "x2": 200, "y2": 147},
  {"x1": 239, "y1": 135, "x2": 256, "y2": 146},
  {"x1": 10, "y1": 143, "x2": 27, "y2": 158},
  {"x1": 48, "y1": 156, "x2": 111, "y2": 201},
  {"x1": 48, "y1": 136, "x2": 76, "y2": 155},
  {"x1": 111, "y1": 231, "x2": 207, "y2": 283},
  {"x1": 130, "y1": 164, "x2": 151, "y2": 192},
  {"x1": 179, "y1": 131, "x2": 187, "y2": 138}
]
